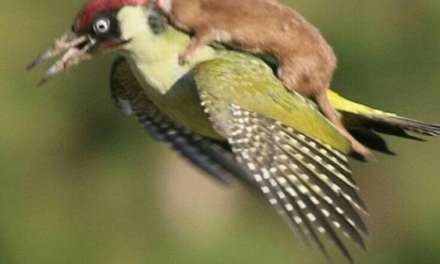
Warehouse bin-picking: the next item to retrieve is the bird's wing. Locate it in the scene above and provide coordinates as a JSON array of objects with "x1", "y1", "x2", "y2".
[
  {"x1": 196, "y1": 53, "x2": 352, "y2": 154},
  {"x1": 110, "y1": 57, "x2": 254, "y2": 186},
  {"x1": 329, "y1": 91, "x2": 440, "y2": 154},
  {"x1": 192, "y1": 53, "x2": 368, "y2": 262}
]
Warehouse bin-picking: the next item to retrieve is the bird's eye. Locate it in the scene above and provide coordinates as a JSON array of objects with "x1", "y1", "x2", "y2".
[{"x1": 93, "y1": 18, "x2": 111, "y2": 34}]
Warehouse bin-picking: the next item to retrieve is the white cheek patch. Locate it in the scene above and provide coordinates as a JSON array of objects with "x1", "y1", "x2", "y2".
[{"x1": 156, "y1": 0, "x2": 173, "y2": 13}]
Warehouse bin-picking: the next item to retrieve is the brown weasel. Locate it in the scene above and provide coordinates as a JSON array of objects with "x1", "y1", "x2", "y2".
[{"x1": 156, "y1": 0, "x2": 370, "y2": 157}]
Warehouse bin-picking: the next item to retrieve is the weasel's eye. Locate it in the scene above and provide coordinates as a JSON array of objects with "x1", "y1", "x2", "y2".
[{"x1": 93, "y1": 18, "x2": 111, "y2": 34}]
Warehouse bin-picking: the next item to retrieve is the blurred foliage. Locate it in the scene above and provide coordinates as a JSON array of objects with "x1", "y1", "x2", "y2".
[{"x1": 1, "y1": 0, "x2": 440, "y2": 263}]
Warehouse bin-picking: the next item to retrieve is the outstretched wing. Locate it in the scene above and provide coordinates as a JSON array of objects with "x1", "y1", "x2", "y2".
[
  {"x1": 329, "y1": 91, "x2": 440, "y2": 154},
  {"x1": 110, "y1": 57, "x2": 254, "y2": 186},
  {"x1": 193, "y1": 53, "x2": 368, "y2": 262}
]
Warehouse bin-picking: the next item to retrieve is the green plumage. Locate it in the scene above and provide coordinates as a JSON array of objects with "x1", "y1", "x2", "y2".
[{"x1": 193, "y1": 53, "x2": 350, "y2": 153}]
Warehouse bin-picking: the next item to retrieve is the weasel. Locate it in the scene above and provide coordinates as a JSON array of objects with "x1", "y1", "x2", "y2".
[{"x1": 156, "y1": 0, "x2": 370, "y2": 157}]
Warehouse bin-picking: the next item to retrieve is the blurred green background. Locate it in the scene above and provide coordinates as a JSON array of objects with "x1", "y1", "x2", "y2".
[{"x1": 1, "y1": 0, "x2": 440, "y2": 263}]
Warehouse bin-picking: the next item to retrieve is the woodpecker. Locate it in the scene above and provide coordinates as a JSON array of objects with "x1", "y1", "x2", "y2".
[
  {"x1": 28, "y1": 1, "x2": 440, "y2": 262},
  {"x1": 155, "y1": 0, "x2": 370, "y2": 158}
]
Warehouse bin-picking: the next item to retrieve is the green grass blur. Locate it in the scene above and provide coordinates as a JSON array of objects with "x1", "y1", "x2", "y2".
[{"x1": 1, "y1": 0, "x2": 440, "y2": 263}]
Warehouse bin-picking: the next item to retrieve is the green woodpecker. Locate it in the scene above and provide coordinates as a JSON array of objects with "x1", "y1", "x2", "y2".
[{"x1": 27, "y1": 1, "x2": 440, "y2": 262}]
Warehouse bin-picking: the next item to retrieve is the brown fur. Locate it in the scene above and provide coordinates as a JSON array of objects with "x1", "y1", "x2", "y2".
[{"x1": 156, "y1": 0, "x2": 370, "y2": 157}]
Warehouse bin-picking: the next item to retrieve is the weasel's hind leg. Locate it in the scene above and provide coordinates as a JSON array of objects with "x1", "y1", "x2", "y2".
[
  {"x1": 315, "y1": 92, "x2": 372, "y2": 158},
  {"x1": 278, "y1": 63, "x2": 371, "y2": 158},
  {"x1": 178, "y1": 29, "x2": 218, "y2": 65}
]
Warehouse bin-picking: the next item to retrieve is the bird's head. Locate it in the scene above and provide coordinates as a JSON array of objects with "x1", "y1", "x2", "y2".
[{"x1": 28, "y1": 0, "x2": 171, "y2": 85}]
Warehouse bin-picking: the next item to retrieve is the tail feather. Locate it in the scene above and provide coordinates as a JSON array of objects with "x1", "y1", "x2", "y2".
[
  {"x1": 373, "y1": 116, "x2": 440, "y2": 137},
  {"x1": 328, "y1": 91, "x2": 440, "y2": 155}
]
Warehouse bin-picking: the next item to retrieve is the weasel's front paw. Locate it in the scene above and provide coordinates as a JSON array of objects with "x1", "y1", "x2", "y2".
[{"x1": 178, "y1": 52, "x2": 191, "y2": 65}]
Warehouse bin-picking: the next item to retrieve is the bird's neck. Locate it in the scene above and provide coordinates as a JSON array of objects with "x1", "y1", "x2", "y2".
[{"x1": 117, "y1": 5, "x2": 217, "y2": 94}]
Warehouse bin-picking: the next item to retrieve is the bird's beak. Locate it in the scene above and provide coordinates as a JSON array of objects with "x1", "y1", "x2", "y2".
[{"x1": 27, "y1": 30, "x2": 96, "y2": 86}]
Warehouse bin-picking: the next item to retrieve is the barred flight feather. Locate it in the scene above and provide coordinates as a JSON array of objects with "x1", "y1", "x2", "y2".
[
  {"x1": 256, "y1": 119, "x2": 368, "y2": 232},
  {"x1": 263, "y1": 125, "x2": 365, "y2": 210},
  {"x1": 226, "y1": 109, "x2": 329, "y2": 256},
  {"x1": 200, "y1": 93, "x2": 367, "y2": 262},
  {"x1": 227, "y1": 105, "x2": 358, "y2": 262}
]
